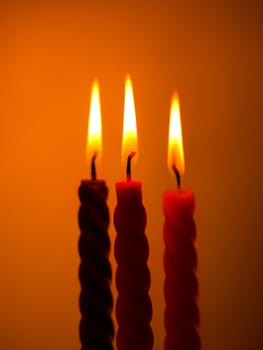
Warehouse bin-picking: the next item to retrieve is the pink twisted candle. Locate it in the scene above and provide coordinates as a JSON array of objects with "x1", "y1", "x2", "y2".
[
  {"x1": 78, "y1": 180, "x2": 114, "y2": 350},
  {"x1": 114, "y1": 182, "x2": 153, "y2": 350},
  {"x1": 163, "y1": 189, "x2": 200, "y2": 350}
]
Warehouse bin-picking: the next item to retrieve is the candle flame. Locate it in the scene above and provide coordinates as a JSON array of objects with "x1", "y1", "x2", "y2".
[
  {"x1": 86, "y1": 80, "x2": 102, "y2": 163},
  {"x1": 168, "y1": 93, "x2": 185, "y2": 174},
  {"x1": 122, "y1": 75, "x2": 138, "y2": 162}
]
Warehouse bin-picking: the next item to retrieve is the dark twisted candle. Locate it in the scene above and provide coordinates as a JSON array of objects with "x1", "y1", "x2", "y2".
[
  {"x1": 114, "y1": 176, "x2": 153, "y2": 350},
  {"x1": 78, "y1": 178, "x2": 114, "y2": 350},
  {"x1": 163, "y1": 184, "x2": 200, "y2": 350}
]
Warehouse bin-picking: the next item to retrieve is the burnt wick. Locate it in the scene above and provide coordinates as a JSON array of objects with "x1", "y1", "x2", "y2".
[
  {"x1": 172, "y1": 164, "x2": 181, "y2": 189},
  {"x1": 91, "y1": 152, "x2": 97, "y2": 181},
  {"x1": 126, "y1": 151, "x2": 136, "y2": 181}
]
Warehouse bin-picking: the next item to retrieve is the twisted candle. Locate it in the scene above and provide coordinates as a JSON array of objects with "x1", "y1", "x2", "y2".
[
  {"x1": 114, "y1": 182, "x2": 153, "y2": 350},
  {"x1": 163, "y1": 188, "x2": 200, "y2": 350},
  {"x1": 78, "y1": 180, "x2": 114, "y2": 350}
]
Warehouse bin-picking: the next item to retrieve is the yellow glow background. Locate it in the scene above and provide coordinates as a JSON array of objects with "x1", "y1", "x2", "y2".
[{"x1": 1, "y1": 1, "x2": 263, "y2": 349}]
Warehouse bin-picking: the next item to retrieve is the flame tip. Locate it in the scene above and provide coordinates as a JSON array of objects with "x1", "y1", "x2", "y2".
[
  {"x1": 125, "y1": 75, "x2": 132, "y2": 87},
  {"x1": 91, "y1": 80, "x2": 99, "y2": 88}
]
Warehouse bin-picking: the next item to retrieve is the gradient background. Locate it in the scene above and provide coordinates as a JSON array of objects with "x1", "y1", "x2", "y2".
[{"x1": 1, "y1": 1, "x2": 263, "y2": 349}]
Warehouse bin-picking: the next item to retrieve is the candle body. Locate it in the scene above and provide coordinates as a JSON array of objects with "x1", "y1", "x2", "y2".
[
  {"x1": 163, "y1": 189, "x2": 200, "y2": 350},
  {"x1": 78, "y1": 180, "x2": 114, "y2": 350},
  {"x1": 114, "y1": 181, "x2": 153, "y2": 350}
]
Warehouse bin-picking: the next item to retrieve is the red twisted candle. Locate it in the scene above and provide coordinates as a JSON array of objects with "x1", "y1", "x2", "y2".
[
  {"x1": 163, "y1": 94, "x2": 200, "y2": 350},
  {"x1": 77, "y1": 81, "x2": 114, "y2": 350},
  {"x1": 163, "y1": 186, "x2": 200, "y2": 350},
  {"x1": 114, "y1": 76, "x2": 153, "y2": 350},
  {"x1": 78, "y1": 178, "x2": 114, "y2": 350},
  {"x1": 114, "y1": 162, "x2": 153, "y2": 350}
]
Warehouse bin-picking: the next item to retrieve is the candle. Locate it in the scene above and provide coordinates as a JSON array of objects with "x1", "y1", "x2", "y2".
[
  {"x1": 78, "y1": 81, "x2": 114, "y2": 350},
  {"x1": 113, "y1": 76, "x2": 153, "y2": 350},
  {"x1": 163, "y1": 94, "x2": 200, "y2": 350}
]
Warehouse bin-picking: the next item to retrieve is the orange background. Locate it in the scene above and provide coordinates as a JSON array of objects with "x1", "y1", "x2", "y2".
[{"x1": 1, "y1": 1, "x2": 263, "y2": 349}]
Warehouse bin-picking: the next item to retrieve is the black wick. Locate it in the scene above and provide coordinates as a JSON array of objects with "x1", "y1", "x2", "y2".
[
  {"x1": 91, "y1": 152, "x2": 97, "y2": 181},
  {"x1": 126, "y1": 151, "x2": 136, "y2": 181},
  {"x1": 172, "y1": 164, "x2": 181, "y2": 189}
]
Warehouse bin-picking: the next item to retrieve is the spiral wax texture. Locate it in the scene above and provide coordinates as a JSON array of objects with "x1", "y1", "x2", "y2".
[
  {"x1": 163, "y1": 189, "x2": 200, "y2": 350},
  {"x1": 114, "y1": 181, "x2": 153, "y2": 350},
  {"x1": 78, "y1": 180, "x2": 114, "y2": 350}
]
